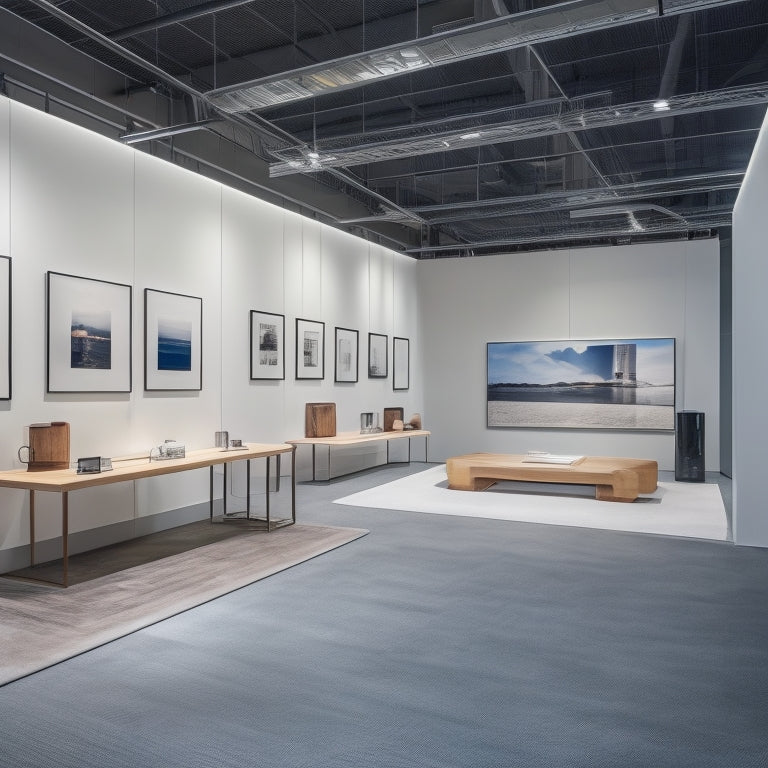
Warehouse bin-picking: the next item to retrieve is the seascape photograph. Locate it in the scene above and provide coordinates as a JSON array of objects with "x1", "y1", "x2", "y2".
[
  {"x1": 487, "y1": 338, "x2": 675, "y2": 430},
  {"x1": 157, "y1": 317, "x2": 192, "y2": 371},
  {"x1": 70, "y1": 309, "x2": 112, "y2": 369}
]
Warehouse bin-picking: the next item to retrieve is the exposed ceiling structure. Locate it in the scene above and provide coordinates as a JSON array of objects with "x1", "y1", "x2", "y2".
[{"x1": 1, "y1": 0, "x2": 766, "y2": 257}]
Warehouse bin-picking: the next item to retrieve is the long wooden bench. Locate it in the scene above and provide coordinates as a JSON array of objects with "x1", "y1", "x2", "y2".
[{"x1": 446, "y1": 453, "x2": 658, "y2": 503}]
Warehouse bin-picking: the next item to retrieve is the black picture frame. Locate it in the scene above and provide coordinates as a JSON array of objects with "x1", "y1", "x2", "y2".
[
  {"x1": 0, "y1": 256, "x2": 10, "y2": 400},
  {"x1": 250, "y1": 310, "x2": 285, "y2": 380},
  {"x1": 368, "y1": 332, "x2": 388, "y2": 378},
  {"x1": 144, "y1": 288, "x2": 203, "y2": 391},
  {"x1": 334, "y1": 327, "x2": 359, "y2": 383},
  {"x1": 393, "y1": 336, "x2": 409, "y2": 390},
  {"x1": 296, "y1": 318, "x2": 325, "y2": 379},
  {"x1": 47, "y1": 271, "x2": 132, "y2": 393}
]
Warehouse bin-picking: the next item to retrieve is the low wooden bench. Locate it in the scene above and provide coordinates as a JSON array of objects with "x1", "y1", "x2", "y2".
[{"x1": 446, "y1": 453, "x2": 658, "y2": 503}]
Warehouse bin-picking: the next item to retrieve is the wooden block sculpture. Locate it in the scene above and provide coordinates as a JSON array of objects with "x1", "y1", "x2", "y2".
[
  {"x1": 446, "y1": 453, "x2": 658, "y2": 503},
  {"x1": 305, "y1": 403, "x2": 336, "y2": 438},
  {"x1": 23, "y1": 421, "x2": 71, "y2": 471},
  {"x1": 383, "y1": 407, "x2": 404, "y2": 432}
]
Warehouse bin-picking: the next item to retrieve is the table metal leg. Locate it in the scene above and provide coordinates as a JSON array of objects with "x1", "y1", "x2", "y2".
[
  {"x1": 223, "y1": 462, "x2": 228, "y2": 517},
  {"x1": 29, "y1": 489, "x2": 36, "y2": 566},
  {"x1": 247, "y1": 459, "x2": 251, "y2": 519},
  {"x1": 291, "y1": 446, "x2": 296, "y2": 523},
  {"x1": 276, "y1": 454, "x2": 281, "y2": 493},
  {"x1": 209, "y1": 466, "x2": 214, "y2": 521},
  {"x1": 265, "y1": 455, "x2": 271, "y2": 528},
  {"x1": 62, "y1": 491, "x2": 69, "y2": 588}
]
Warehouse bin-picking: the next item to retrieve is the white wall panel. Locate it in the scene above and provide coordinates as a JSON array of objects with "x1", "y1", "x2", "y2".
[
  {"x1": 732, "y1": 108, "x2": 768, "y2": 546},
  {"x1": 0, "y1": 98, "x2": 425, "y2": 554},
  {"x1": 132, "y1": 152, "x2": 222, "y2": 515},
  {"x1": 418, "y1": 251, "x2": 570, "y2": 460},
  {"x1": 322, "y1": 226, "x2": 372, "y2": 432},
  {"x1": 2, "y1": 102, "x2": 136, "y2": 544},
  {"x1": 418, "y1": 244, "x2": 718, "y2": 469},
  {"x1": 221, "y1": 186, "x2": 285, "y2": 445},
  {"x1": 569, "y1": 243, "x2": 686, "y2": 339}
]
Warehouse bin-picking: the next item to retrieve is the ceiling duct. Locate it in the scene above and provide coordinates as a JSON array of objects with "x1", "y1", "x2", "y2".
[
  {"x1": 405, "y1": 209, "x2": 731, "y2": 255},
  {"x1": 206, "y1": 0, "x2": 659, "y2": 113},
  {"x1": 205, "y1": 0, "x2": 750, "y2": 115},
  {"x1": 340, "y1": 172, "x2": 744, "y2": 224},
  {"x1": 268, "y1": 84, "x2": 768, "y2": 175}
]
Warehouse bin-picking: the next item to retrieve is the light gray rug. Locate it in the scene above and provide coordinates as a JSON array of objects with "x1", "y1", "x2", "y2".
[
  {"x1": 335, "y1": 465, "x2": 727, "y2": 541},
  {"x1": 0, "y1": 523, "x2": 367, "y2": 686}
]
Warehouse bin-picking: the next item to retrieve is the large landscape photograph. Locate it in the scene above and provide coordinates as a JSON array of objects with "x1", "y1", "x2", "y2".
[{"x1": 487, "y1": 338, "x2": 675, "y2": 430}]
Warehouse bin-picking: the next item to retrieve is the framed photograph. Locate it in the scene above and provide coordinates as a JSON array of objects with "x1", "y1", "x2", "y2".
[
  {"x1": 296, "y1": 318, "x2": 325, "y2": 379},
  {"x1": 47, "y1": 271, "x2": 132, "y2": 393},
  {"x1": 334, "y1": 327, "x2": 358, "y2": 383},
  {"x1": 393, "y1": 336, "x2": 409, "y2": 390},
  {"x1": 250, "y1": 310, "x2": 285, "y2": 380},
  {"x1": 0, "y1": 256, "x2": 10, "y2": 400},
  {"x1": 487, "y1": 337, "x2": 676, "y2": 430},
  {"x1": 368, "y1": 332, "x2": 388, "y2": 378},
  {"x1": 144, "y1": 288, "x2": 202, "y2": 391}
]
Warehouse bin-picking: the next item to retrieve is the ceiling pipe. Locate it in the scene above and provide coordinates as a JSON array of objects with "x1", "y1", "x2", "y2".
[
  {"x1": 119, "y1": 119, "x2": 219, "y2": 144},
  {"x1": 269, "y1": 83, "x2": 768, "y2": 175}
]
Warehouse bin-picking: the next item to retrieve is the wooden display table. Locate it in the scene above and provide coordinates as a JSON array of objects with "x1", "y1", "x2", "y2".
[
  {"x1": 0, "y1": 442, "x2": 295, "y2": 586},
  {"x1": 287, "y1": 430, "x2": 430, "y2": 481},
  {"x1": 446, "y1": 453, "x2": 657, "y2": 503}
]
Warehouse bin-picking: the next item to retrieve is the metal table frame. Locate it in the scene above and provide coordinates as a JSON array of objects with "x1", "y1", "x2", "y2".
[
  {"x1": 287, "y1": 430, "x2": 430, "y2": 482},
  {"x1": 0, "y1": 443, "x2": 296, "y2": 587}
]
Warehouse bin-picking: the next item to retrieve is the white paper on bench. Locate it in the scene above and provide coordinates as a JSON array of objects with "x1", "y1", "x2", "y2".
[{"x1": 521, "y1": 454, "x2": 584, "y2": 465}]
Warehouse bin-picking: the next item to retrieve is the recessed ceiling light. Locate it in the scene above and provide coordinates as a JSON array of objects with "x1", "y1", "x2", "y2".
[
  {"x1": 307, "y1": 151, "x2": 320, "y2": 159},
  {"x1": 653, "y1": 99, "x2": 670, "y2": 111},
  {"x1": 460, "y1": 132, "x2": 482, "y2": 140}
]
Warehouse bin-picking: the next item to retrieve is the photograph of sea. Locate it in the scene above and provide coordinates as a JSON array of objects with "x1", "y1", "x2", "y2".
[
  {"x1": 157, "y1": 317, "x2": 192, "y2": 371},
  {"x1": 487, "y1": 338, "x2": 675, "y2": 430},
  {"x1": 259, "y1": 321, "x2": 278, "y2": 366},
  {"x1": 71, "y1": 310, "x2": 111, "y2": 369}
]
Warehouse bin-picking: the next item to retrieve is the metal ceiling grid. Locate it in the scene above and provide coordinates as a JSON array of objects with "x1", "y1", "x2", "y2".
[{"x1": 0, "y1": 0, "x2": 766, "y2": 255}]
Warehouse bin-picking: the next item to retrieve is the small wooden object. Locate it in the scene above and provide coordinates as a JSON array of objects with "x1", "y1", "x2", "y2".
[
  {"x1": 305, "y1": 403, "x2": 336, "y2": 438},
  {"x1": 27, "y1": 422, "x2": 71, "y2": 471},
  {"x1": 383, "y1": 407, "x2": 404, "y2": 432}
]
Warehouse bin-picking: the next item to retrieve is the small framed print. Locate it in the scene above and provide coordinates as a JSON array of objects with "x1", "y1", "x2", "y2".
[
  {"x1": 334, "y1": 327, "x2": 358, "y2": 383},
  {"x1": 296, "y1": 318, "x2": 325, "y2": 379},
  {"x1": 250, "y1": 310, "x2": 285, "y2": 380},
  {"x1": 393, "y1": 336, "x2": 409, "y2": 390},
  {"x1": 47, "y1": 271, "x2": 132, "y2": 393},
  {"x1": 144, "y1": 288, "x2": 202, "y2": 391},
  {"x1": 0, "y1": 256, "x2": 10, "y2": 400},
  {"x1": 368, "y1": 332, "x2": 388, "y2": 378}
]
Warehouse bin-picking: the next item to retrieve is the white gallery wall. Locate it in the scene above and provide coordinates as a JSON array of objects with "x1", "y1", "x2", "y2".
[
  {"x1": 732, "y1": 106, "x2": 768, "y2": 547},
  {"x1": 417, "y1": 241, "x2": 720, "y2": 471},
  {"x1": 0, "y1": 96, "x2": 421, "y2": 565}
]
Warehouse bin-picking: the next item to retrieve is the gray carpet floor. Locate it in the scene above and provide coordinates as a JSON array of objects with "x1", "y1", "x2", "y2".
[{"x1": 1, "y1": 463, "x2": 766, "y2": 768}]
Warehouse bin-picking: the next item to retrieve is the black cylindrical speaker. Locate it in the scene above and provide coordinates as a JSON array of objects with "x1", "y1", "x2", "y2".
[{"x1": 675, "y1": 411, "x2": 705, "y2": 482}]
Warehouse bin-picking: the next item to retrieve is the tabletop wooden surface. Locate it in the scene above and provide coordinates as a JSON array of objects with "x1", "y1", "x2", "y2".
[
  {"x1": 286, "y1": 429, "x2": 430, "y2": 446},
  {"x1": 0, "y1": 443, "x2": 293, "y2": 493}
]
